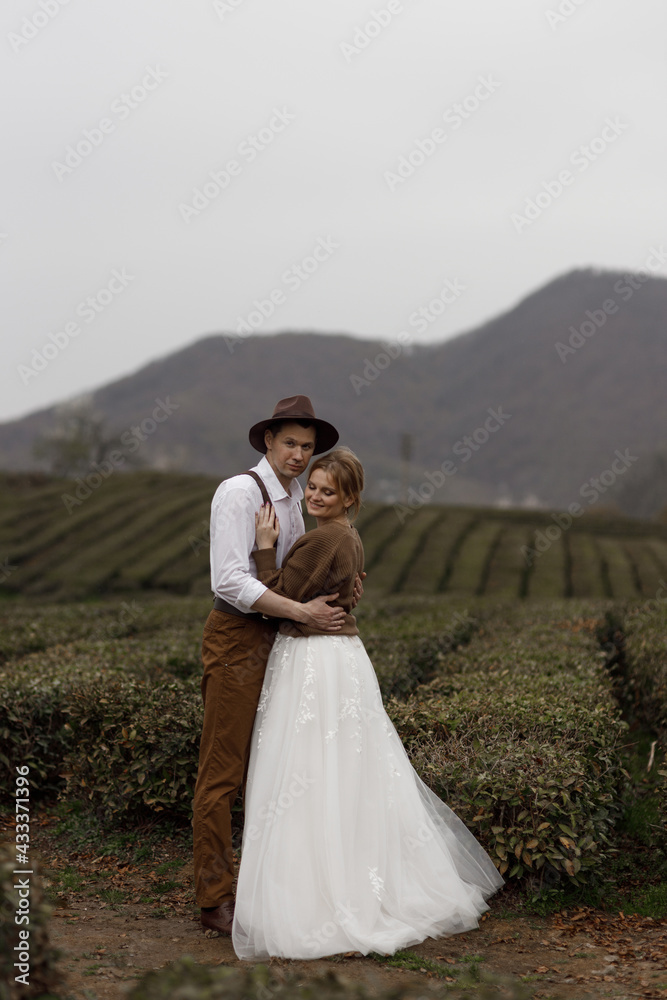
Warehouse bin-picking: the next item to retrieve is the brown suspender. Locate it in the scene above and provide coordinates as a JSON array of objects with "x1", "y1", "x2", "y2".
[
  {"x1": 241, "y1": 469, "x2": 270, "y2": 505},
  {"x1": 211, "y1": 468, "x2": 277, "y2": 617}
]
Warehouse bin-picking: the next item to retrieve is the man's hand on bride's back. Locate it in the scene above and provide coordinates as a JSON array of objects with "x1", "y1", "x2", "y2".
[
  {"x1": 300, "y1": 593, "x2": 345, "y2": 631},
  {"x1": 255, "y1": 503, "x2": 280, "y2": 549}
]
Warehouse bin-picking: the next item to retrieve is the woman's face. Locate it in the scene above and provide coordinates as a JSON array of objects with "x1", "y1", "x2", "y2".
[{"x1": 305, "y1": 468, "x2": 350, "y2": 522}]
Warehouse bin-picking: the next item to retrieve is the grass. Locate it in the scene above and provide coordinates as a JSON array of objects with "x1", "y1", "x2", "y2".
[
  {"x1": 369, "y1": 949, "x2": 461, "y2": 979},
  {"x1": 99, "y1": 888, "x2": 126, "y2": 905},
  {"x1": 153, "y1": 880, "x2": 180, "y2": 895},
  {"x1": 50, "y1": 799, "x2": 190, "y2": 865},
  {"x1": 630, "y1": 883, "x2": 667, "y2": 918},
  {"x1": 51, "y1": 866, "x2": 83, "y2": 892},
  {"x1": 154, "y1": 859, "x2": 186, "y2": 875}
]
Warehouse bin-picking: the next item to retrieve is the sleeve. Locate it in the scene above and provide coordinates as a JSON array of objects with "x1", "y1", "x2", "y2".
[
  {"x1": 252, "y1": 531, "x2": 357, "y2": 603},
  {"x1": 210, "y1": 485, "x2": 268, "y2": 613}
]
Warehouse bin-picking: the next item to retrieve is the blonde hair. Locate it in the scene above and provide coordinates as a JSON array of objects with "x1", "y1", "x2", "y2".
[{"x1": 309, "y1": 447, "x2": 364, "y2": 521}]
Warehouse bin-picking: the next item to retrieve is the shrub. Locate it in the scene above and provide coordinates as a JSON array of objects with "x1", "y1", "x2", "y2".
[
  {"x1": 622, "y1": 602, "x2": 667, "y2": 736},
  {"x1": 389, "y1": 671, "x2": 626, "y2": 884},
  {"x1": 61, "y1": 674, "x2": 201, "y2": 823},
  {"x1": 358, "y1": 598, "x2": 480, "y2": 698},
  {"x1": 0, "y1": 595, "x2": 629, "y2": 887},
  {"x1": 386, "y1": 602, "x2": 628, "y2": 885}
]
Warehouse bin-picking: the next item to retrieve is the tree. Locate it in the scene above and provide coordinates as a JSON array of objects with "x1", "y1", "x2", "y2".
[{"x1": 32, "y1": 399, "x2": 126, "y2": 477}]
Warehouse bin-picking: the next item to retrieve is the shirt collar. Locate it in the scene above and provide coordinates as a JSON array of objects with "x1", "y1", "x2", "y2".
[{"x1": 254, "y1": 454, "x2": 304, "y2": 503}]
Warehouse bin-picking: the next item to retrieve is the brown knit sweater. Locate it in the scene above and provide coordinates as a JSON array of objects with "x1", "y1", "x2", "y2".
[{"x1": 252, "y1": 521, "x2": 364, "y2": 637}]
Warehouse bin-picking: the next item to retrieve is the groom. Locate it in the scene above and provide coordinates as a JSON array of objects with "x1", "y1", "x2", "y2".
[{"x1": 193, "y1": 395, "x2": 347, "y2": 936}]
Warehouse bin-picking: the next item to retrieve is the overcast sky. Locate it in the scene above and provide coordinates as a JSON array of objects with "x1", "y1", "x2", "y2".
[{"x1": 2, "y1": 0, "x2": 665, "y2": 423}]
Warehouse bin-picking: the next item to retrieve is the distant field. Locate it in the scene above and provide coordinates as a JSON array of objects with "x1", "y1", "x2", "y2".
[{"x1": 1, "y1": 470, "x2": 666, "y2": 599}]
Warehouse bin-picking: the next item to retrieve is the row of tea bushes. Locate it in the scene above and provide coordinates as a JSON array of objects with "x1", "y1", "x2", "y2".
[
  {"x1": 388, "y1": 602, "x2": 628, "y2": 885},
  {"x1": 1, "y1": 597, "x2": 628, "y2": 890},
  {"x1": 356, "y1": 595, "x2": 480, "y2": 698},
  {"x1": 0, "y1": 628, "x2": 203, "y2": 799},
  {"x1": 621, "y1": 600, "x2": 667, "y2": 831},
  {"x1": 0, "y1": 595, "x2": 210, "y2": 663},
  {"x1": 622, "y1": 601, "x2": 667, "y2": 737},
  {"x1": 0, "y1": 594, "x2": 478, "y2": 800}
]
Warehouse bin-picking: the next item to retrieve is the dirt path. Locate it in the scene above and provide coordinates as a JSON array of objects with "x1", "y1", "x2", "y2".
[
  {"x1": 46, "y1": 897, "x2": 667, "y2": 999},
  {"x1": 18, "y1": 812, "x2": 667, "y2": 999}
]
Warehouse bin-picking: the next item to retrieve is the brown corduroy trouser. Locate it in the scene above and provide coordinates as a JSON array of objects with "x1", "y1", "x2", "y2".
[{"x1": 192, "y1": 608, "x2": 278, "y2": 907}]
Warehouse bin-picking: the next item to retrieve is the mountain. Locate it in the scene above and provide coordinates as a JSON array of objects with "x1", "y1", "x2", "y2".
[{"x1": 2, "y1": 267, "x2": 666, "y2": 513}]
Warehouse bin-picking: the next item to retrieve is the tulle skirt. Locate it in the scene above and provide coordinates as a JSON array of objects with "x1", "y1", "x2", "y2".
[{"x1": 232, "y1": 633, "x2": 503, "y2": 960}]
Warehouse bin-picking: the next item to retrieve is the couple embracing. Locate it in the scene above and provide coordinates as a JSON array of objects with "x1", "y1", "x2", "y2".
[{"x1": 192, "y1": 395, "x2": 502, "y2": 961}]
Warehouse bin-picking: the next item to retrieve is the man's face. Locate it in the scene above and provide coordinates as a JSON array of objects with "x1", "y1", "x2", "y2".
[{"x1": 264, "y1": 422, "x2": 317, "y2": 482}]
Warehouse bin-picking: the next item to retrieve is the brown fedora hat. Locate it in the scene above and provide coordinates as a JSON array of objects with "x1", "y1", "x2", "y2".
[{"x1": 249, "y1": 395, "x2": 339, "y2": 455}]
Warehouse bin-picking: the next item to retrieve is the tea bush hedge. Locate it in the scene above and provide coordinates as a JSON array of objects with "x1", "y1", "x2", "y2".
[
  {"x1": 386, "y1": 601, "x2": 628, "y2": 884},
  {"x1": 0, "y1": 630, "x2": 200, "y2": 801},
  {"x1": 620, "y1": 601, "x2": 667, "y2": 834},
  {"x1": 357, "y1": 596, "x2": 480, "y2": 698},
  {"x1": 389, "y1": 670, "x2": 625, "y2": 884},
  {"x1": 0, "y1": 596, "x2": 628, "y2": 888},
  {"x1": 62, "y1": 674, "x2": 201, "y2": 820},
  {"x1": 622, "y1": 602, "x2": 667, "y2": 736}
]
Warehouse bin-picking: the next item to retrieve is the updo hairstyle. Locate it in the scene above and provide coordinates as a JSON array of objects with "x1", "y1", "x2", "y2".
[{"x1": 309, "y1": 447, "x2": 364, "y2": 521}]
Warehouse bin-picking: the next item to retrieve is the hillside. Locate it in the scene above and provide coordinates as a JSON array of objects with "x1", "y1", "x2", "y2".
[
  {"x1": 1, "y1": 470, "x2": 666, "y2": 601},
  {"x1": 2, "y1": 267, "x2": 666, "y2": 512}
]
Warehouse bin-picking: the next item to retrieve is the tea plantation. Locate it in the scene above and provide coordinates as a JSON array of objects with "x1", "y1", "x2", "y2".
[
  {"x1": 1, "y1": 470, "x2": 666, "y2": 600},
  {"x1": 1, "y1": 471, "x2": 666, "y2": 998}
]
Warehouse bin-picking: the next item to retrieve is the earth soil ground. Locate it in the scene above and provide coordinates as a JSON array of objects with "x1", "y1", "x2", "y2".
[{"x1": 20, "y1": 808, "x2": 667, "y2": 1000}]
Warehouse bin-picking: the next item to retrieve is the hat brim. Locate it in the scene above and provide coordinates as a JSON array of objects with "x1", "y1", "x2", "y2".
[{"x1": 249, "y1": 418, "x2": 339, "y2": 455}]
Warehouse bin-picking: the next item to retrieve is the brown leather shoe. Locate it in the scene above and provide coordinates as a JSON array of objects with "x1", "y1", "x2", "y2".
[{"x1": 200, "y1": 901, "x2": 234, "y2": 936}]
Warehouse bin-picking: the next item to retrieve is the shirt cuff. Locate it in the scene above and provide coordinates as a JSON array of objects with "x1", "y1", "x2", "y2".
[{"x1": 235, "y1": 578, "x2": 268, "y2": 614}]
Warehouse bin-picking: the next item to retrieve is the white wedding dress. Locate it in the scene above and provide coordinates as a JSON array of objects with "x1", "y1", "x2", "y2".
[{"x1": 232, "y1": 633, "x2": 503, "y2": 960}]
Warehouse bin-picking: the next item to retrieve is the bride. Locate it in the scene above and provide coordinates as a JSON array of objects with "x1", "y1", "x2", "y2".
[{"x1": 232, "y1": 447, "x2": 503, "y2": 960}]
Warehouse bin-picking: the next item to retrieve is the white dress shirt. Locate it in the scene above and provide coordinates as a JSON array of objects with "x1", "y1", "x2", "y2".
[{"x1": 209, "y1": 455, "x2": 305, "y2": 613}]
